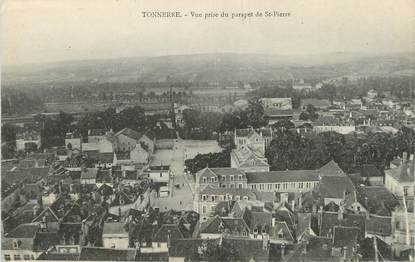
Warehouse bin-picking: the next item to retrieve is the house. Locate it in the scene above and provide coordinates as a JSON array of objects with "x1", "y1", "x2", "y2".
[
  {"x1": 169, "y1": 238, "x2": 271, "y2": 262},
  {"x1": 242, "y1": 207, "x2": 272, "y2": 240},
  {"x1": 289, "y1": 236, "x2": 333, "y2": 261},
  {"x1": 87, "y1": 129, "x2": 109, "y2": 143},
  {"x1": 390, "y1": 205, "x2": 415, "y2": 256},
  {"x1": 384, "y1": 153, "x2": 414, "y2": 201},
  {"x1": 194, "y1": 185, "x2": 257, "y2": 219},
  {"x1": 246, "y1": 170, "x2": 320, "y2": 194},
  {"x1": 195, "y1": 167, "x2": 248, "y2": 192},
  {"x1": 365, "y1": 214, "x2": 393, "y2": 244},
  {"x1": 360, "y1": 164, "x2": 384, "y2": 185},
  {"x1": 16, "y1": 130, "x2": 41, "y2": 152},
  {"x1": 332, "y1": 226, "x2": 360, "y2": 260},
  {"x1": 80, "y1": 168, "x2": 98, "y2": 184},
  {"x1": 113, "y1": 144, "x2": 149, "y2": 166},
  {"x1": 114, "y1": 128, "x2": 154, "y2": 153},
  {"x1": 102, "y1": 222, "x2": 129, "y2": 249},
  {"x1": 144, "y1": 224, "x2": 185, "y2": 253},
  {"x1": 82, "y1": 136, "x2": 114, "y2": 153},
  {"x1": 2, "y1": 223, "x2": 59, "y2": 261},
  {"x1": 65, "y1": 132, "x2": 82, "y2": 150},
  {"x1": 261, "y1": 98, "x2": 293, "y2": 123},
  {"x1": 196, "y1": 215, "x2": 250, "y2": 239},
  {"x1": 174, "y1": 103, "x2": 190, "y2": 127},
  {"x1": 144, "y1": 165, "x2": 171, "y2": 185}
]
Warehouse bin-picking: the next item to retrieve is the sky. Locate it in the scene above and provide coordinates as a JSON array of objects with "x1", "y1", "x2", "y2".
[{"x1": 2, "y1": 0, "x2": 414, "y2": 65}]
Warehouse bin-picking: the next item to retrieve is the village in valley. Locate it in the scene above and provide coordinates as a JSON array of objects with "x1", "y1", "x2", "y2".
[{"x1": 1, "y1": 75, "x2": 415, "y2": 261}]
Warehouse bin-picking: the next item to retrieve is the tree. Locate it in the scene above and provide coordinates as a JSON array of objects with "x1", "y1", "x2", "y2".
[
  {"x1": 185, "y1": 150, "x2": 231, "y2": 174},
  {"x1": 246, "y1": 97, "x2": 267, "y2": 128},
  {"x1": 272, "y1": 119, "x2": 295, "y2": 131}
]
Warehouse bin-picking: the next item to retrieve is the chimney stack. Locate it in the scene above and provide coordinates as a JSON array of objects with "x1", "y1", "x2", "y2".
[{"x1": 338, "y1": 206, "x2": 344, "y2": 220}]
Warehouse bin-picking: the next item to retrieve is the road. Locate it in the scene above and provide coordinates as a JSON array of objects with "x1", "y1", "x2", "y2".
[{"x1": 149, "y1": 138, "x2": 195, "y2": 211}]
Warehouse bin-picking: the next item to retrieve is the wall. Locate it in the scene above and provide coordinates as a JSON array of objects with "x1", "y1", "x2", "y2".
[{"x1": 102, "y1": 236, "x2": 129, "y2": 249}]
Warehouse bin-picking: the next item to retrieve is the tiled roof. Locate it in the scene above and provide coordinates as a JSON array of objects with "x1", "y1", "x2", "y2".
[
  {"x1": 366, "y1": 215, "x2": 392, "y2": 236},
  {"x1": 242, "y1": 208, "x2": 272, "y2": 232},
  {"x1": 301, "y1": 99, "x2": 331, "y2": 108},
  {"x1": 319, "y1": 160, "x2": 346, "y2": 177},
  {"x1": 153, "y1": 224, "x2": 184, "y2": 242},
  {"x1": 81, "y1": 168, "x2": 98, "y2": 180},
  {"x1": 333, "y1": 226, "x2": 359, "y2": 248},
  {"x1": 115, "y1": 128, "x2": 143, "y2": 141},
  {"x1": 246, "y1": 170, "x2": 319, "y2": 184},
  {"x1": 88, "y1": 129, "x2": 108, "y2": 136},
  {"x1": 222, "y1": 238, "x2": 270, "y2": 262},
  {"x1": 360, "y1": 164, "x2": 383, "y2": 178},
  {"x1": 6, "y1": 223, "x2": 39, "y2": 238},
  {"x1": 385, "y1": 159, "x2": 414, "y2": 183},
  {"x1": 79, "y1": 247, "x2": 137, "y2": 261},
  {"x1": 320, "y1": 212, "x2": 366, "y2": 238},
  {"x1": 102, "y1": 222, "x2": 127, "y2": 235},
  {"x1": 270, "y1": 221, "x2": 295, "y2": 242},
  {"x1": 168, "y1": 238, "x2": 220, "y2": 258},
  {"x1": 264, "y1": 109, "x2": 294, "y2": 117},
  {"x1": 315, "y1": 176, "x2": 356, "y2": 200}
]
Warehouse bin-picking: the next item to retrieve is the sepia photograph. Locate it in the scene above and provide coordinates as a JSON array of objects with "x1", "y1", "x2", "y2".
[{"x1": 1, "y1": 0, "x2": 415, "y2": 261}]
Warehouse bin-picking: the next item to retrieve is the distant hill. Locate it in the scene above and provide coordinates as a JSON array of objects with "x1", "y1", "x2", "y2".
[{"x1": 3, "y1": 52, "x2": 415, "y2": 86}]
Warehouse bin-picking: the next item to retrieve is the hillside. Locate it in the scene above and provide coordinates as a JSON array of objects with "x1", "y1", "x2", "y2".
[{"x1": 3, "y1": 52, "x2": 415, "y2": 86}]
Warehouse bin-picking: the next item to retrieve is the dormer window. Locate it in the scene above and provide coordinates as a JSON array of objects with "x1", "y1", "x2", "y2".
[
  {"x1": 238, "y1": 175, "x2": 242, "y2": 180},
  {"x1": 203, "y1": 177, "x2": 207, "y2": 183},
  {"x1": 230, "y1": 176, "x2": 234, "y2": 181},
  {"x1": 210, "y1": 177, "x2": 215, "y2": 183},
  {"x1": 13, "y1": 240, "x2": 21, "y2": 249}
]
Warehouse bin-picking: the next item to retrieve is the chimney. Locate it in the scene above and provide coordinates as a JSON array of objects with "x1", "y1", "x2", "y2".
[
  {"x1": 338, "y1": 206, "x2": 344, "y2": 220},
  {"x1": 272, "y1": 217, "x2": 276, "y2": 227},
  {"x1": 262, "y1": 234, "x2": 269, "y2": 250},
  {"x1": 403, "y1": 152, "x2": 408, "y2": 162},
  {"x1": 291, "y1": 200, "x2": 295, "y2": 211},
  {"x1": 318, "y1": 206, "x2": 323, "y2": 227},
  {"x1": 167, "y1": 229, "x2": 172, "y2": 248},
  {"x1": 364, "y1": 197, "x2": 369, "y2": 208},
  {"x1": 298, "y1": 195, "x2": 302, "y2": 209},
  {"x1": 281, "y1": 243, "x2": 286, "y2": 259}
]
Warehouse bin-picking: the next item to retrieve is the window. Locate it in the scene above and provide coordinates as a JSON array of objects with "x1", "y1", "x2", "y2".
[
  {"x1": 238, "y1": 175, "x2": 242, "y2": 180},
  {"x1": 13, "y1": 240, "x2": 21, "y2": 249},
  {"x1": 242, "y1": 231, "x2": 247, "y2": 237},
  {"x1": 211, "y1": 177, "x2": 215, "y2": 183},
  {"x1": 157, "y1": 242, "x2": 161, "y2": 248},
  {"x1": 24, "y1": 255, "x2": 31, "y2": 260},
  {"x1": 203, "y1": 177, "x2": 207, "y2": 183},
  {"x1": 160, "y1": 173, "x2": 163, "y2": 177},
  {"x1": 229, "y1": 184, "x2": 234, "y2": 188},
  {"x1": 202, "y1": 206, "x2": 207, "y2": 214},
  {"x1": 222, "y1": 176, "x2": 226, "y2": 181},
  {"x1": 299, "y1": 182, "x2": 303, "y2": 189},
  {"x1": 202, "y1": 195, "x2": 207, "y2": 201},
  {"x1": 238, "y1": 183, "x2": 243, "y2": 189},
  {"x1": 268, "y1": 184, "x2": 272, "y2": 190},
  {"x1": 211, "y1": 195, "x2": 215, "y2": 202},
  {"x1": 111, "y1": 243, "x2": 116, "y2": 248},
  {"x1": 4, "y1": 255, "x2": 11, "y2": 261},
  {"x1": 14, "y1": 255, "x2": 21, "y2": 260},
  {"x1": 404, "y1": 186, "x2": 409, "y2": 196},
  {"x1": 230, "y1": 176, "x2": 234, "y2": 181}
]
